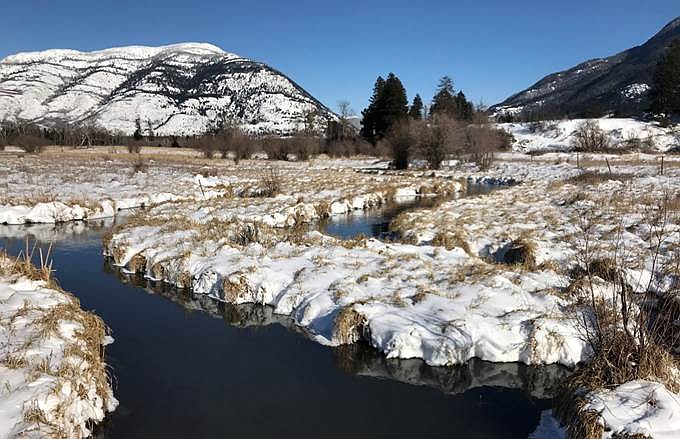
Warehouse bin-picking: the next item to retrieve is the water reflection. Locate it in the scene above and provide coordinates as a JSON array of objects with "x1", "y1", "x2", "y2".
[
  {"x1": 320, "y1": 183, "x2": 506, "y2": 240},
  {"x1": 112, "y1": 264, "x2": 568, "y2": 400}
]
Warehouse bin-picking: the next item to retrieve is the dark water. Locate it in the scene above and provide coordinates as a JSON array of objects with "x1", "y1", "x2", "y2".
[
  {"x1": 0, "y1": 207, "x2": 560, "y2": 439},
  {"x1": 321, "y1": 182, "x2": 503, "y2": 240}
]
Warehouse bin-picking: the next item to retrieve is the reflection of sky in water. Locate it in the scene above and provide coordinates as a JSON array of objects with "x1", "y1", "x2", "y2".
[{"x1": 321, "y1": 183, "x2": 504, "y2": 240}]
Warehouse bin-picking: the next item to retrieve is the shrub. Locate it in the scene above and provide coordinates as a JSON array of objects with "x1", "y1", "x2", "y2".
[
  {"x1": 566, "y1": 171, "x2": 633, "y2": 186},
  {"x1": 556, "y1": 199, "x2": 680, "y2": 436},
  {"x1": 324, "y1": 138, "x2": 375, "y2": 157},
  {"x1": 416, "y1": 115, "x2": 464, "y2": 170},
  {"x1": 572, "y1": 120, "x2": 611, "y2": 152},
  {"x1": 197, "y1": 136, "x2": 218, "y2": 159},
  {"x1": 231, "y1": 133, "x2": 255, "y2": 163},
  {"x1": 383, "y1": 120, "x2": 415, "y2": 170},
  {"x1": 261, "y1": 138, "x2": 289, "y2": 161},
  {"x1": 127, "y1": 141, "x2": 143, "y2": 154},
  {"x1": 465, "y1": 125, "x2": 504, "y2": 171},
  {"x1": 287, "y1": 135, "x2": 319, "y2": 161},
  {"x1": 257, "y1": 167, "x2": 280, "y2": 197},
  {"x1": 14, "y1": 135, "x2": 49, "y2": 154}
]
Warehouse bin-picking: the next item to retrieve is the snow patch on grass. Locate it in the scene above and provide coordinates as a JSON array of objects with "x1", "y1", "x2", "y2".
[{"x1": 0, "y1": 253, "x2": 116, "y2": 437}]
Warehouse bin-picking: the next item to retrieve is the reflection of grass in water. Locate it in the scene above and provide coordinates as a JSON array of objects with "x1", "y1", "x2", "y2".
[
  {"x1": 103, "y1": 258, "x2": 567, "y2": 400},
  {"x1": 333, "y1": 343, "x2": 569, "y2": 399}
]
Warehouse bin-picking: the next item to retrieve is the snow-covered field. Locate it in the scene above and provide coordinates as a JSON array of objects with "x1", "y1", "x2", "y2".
[
  {"x1": 0, "y1": 150, "x2": 431, "y2": 225},
  {"x1": 3, "y1": 149, "x2": 680, "y2": 437},
  {"x1": 498, "y1": 118, "x2": 680, "y2": 152},
  {"x1": 0, "y1": 253, "x2": 116, "y2": 437}
]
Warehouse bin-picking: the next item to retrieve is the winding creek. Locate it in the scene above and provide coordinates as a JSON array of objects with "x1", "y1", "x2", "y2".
[{"x1": 0, "y1": 186, "x2": 566, "y2": 438}]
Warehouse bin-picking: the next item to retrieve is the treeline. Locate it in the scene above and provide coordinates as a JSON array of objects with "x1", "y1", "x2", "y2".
[
  {"x1": 0, "y1": 117, "x2": 374, "y2": 159},
  {"x1": 359, "y1": 74, "x2": 511, "y2": 169},
  {"x1": 651, "y1": 39, "x2": 680, "y2": 124}
]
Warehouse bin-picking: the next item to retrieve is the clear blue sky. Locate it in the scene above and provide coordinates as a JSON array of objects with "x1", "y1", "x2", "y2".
[{"x1": 1, "y1": 1, "x2": 678, "y2": 114}]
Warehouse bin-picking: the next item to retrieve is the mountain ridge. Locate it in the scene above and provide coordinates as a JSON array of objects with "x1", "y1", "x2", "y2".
[
  {"x1": 492, "y1": 17, "x2": 680, "y2": 118},
  {"x1": 0, "y1": 43, "x2": 336, "y2": 136}
]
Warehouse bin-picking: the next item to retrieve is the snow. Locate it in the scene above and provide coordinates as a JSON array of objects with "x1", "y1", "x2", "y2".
[
  {"x1": 0, "y1": 154, "x2": 463, "y2": 225},
  {"x1": 583, "y1": 380, "x2": 680, "y2": 439},
  {"x1": 4, "y1": 149, "x2": 680, "y2": 433},
  {"x1": 622, "y1": 83, "x2": 651, "y2": 99},
  {"x1": 96, "y1": 158, "x2": 609, "y2": 368},
  {"x1": 0, "y1": 256, "x2": 116, "y2": 437},
  {"x1": 497, "y1": 118, "x2": 678, "y2": 152},
  {"x1": 107, "y1": 226, "x2": 587, "y2": 367},
  {"x1": 0, "y1": 43, "x2": 335, "y2": 136}
]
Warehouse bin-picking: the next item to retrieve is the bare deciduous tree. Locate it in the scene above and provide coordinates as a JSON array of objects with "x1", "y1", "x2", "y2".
[
  {"x1": 383, "y1": 120, "x2": 415, "y2": 170},
  {"x1": 415, "y1": 115, "x2": 465, "y2": 170},
  {"x1": 465, "y1": 124, "x2": 504, "y2": 171},
  {"x1": 336, "y1": 100, "x2": 355, "y2": 139},
  {"x1": 572, "y1": 120, "x2": 611, "y2": 152}
]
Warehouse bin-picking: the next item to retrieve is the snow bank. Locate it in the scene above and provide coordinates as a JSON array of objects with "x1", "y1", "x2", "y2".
[
  {"x1": 583, "y1": 380, "x2": 680, "y2": 439},
  {"x1": 0, "y1": 256, "x2": 116, "y2": 437},
  {"x1": 0, "y1": 155, "x2": 465, "y2": 225},
  {"x1": 106, "y1": 228, "x2": 588, "y2": 367},
  {"x1": 497, "y1": 118, "x2": 678, "y2": 152}
]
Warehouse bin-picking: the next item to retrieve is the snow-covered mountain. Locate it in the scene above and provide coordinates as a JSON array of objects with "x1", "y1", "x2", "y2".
[
  {"x1": 0, "y1": 43, "x2": 336, "y2": 136},
  {"x1": 492, "y1": 16, "x2": 680, "y2": 118}
]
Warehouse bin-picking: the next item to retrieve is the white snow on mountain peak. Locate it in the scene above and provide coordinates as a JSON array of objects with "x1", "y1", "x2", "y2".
[
  {"x1": 1, "y1": 42, "x2": 236, "y2": 64},
  {"x1": 0, "y1": 43, "x2": 334, "y2": 136}
]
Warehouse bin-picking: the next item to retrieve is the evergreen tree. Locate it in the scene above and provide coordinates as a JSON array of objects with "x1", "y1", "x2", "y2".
[
  {"x1": 133, "y1": 117, "x2": 143, "y2": 141},
  {"x1": 651, "y1": 40, "x2": 680, "y2": 116},
  {"x1": 360, "y1": 74, "x2": 408, "y2": 143},
  {"x1": 430, "y1": 76, "x2": 458, "y2": 118},
  {"x1": 360, "y1": 76, "x2": 385, "y2": 142},
  {"x1": 455, "y1": 91, "x2": 474, "y2": 121},
  {"x1": 377, "y1": 73, "x2": 409, "y2": 135},
  {"x1": 430, "y1": 76, "x2": 474, "y2": 121},
  {"x1": 409, "y1": 94, "x2": 424, "y2": 120}
]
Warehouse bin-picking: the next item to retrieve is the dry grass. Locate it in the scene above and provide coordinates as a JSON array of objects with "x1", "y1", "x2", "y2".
[
  {"x1": 431, "y1": 231, "x2": 472, "y2": 255},
  {"x1": 332, "y1": 306, "x2": 368, "y2": 345},
  {"x1": 22, "y1": 404, "x2": 51, "y2": 427},
  {"x1": 497, "y1": 238, "x2": 537, "y2": 270},
  {"x1": 565, "y1": 171, "x2": 634, "y2": 186},
  {"x1": 231, "y1": 223, "x2": 262, "y2": 247},
  {"x1": 0, "y1": 248, "x2": 114, "y2": 436},
  {"x1": 3, "y1": 354, "x2": 28, "y2": 369},
  {"x1": 127, "y1": 253, "x2": 147, "y2": 274},
  {"x1": 0, "y1": 243, "x2": 56, "y2": 288},
  {"x1": 222, "y1": 275, "x2": 248, "y2": 303},
  {"x1": 555, "y1": 333, "x2": 675, "y2": 439}
]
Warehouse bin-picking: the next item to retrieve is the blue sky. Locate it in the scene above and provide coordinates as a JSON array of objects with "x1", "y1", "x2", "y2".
[{"x1": 1, "y1": 1, "x2": 678, "y2": 114}]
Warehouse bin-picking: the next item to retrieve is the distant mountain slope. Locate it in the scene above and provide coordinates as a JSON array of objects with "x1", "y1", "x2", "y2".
[
  {"x1": 0, "y1": 43, "x2": 336, "y2": 136},
  {"x1": 492, "y1": 17, "x2": 680, "y2": 118}
]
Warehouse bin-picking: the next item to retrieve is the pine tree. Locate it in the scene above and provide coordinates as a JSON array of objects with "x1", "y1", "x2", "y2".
[
  {"x1": 133, "y1": 117, "x2": 143, "y2": 141},
  {"x1": 430, "y1": 76, "x2": 474, "y2": 121},
  {"x1": 377, "y1": 73, "x2": 408, "y2": 136},
  {"x1": 455, "y1": 91, "x2": 474, "y2": 121},
  {"x1": 360, "y1": 76, "x2": 385, "y2": 142},
  {"x1": 360, "y1": 74, "x2": 408, "y2": 143},
  {"x1": 430, "y1": 76, "x2": 458, "y2": 118},
  {"x1": 409, "y1": 94, "x2": 424, "y2": 120},
  {"x1": 651, "y1": 40, "x2": 680, "y2": 116}
]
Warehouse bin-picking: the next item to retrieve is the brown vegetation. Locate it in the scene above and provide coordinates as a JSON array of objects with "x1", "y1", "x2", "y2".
[{"x1": 572, "y1": 120, "x2": 611, "y2": 152}]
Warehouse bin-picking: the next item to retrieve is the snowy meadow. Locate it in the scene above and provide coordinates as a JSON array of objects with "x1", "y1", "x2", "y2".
[{"x1": 1, "y1": 122, "x2": 680, "y2": 438}]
